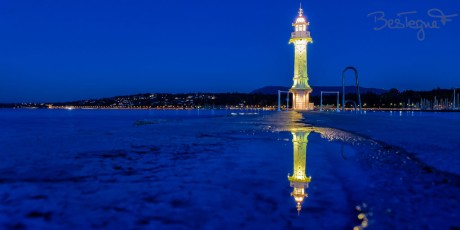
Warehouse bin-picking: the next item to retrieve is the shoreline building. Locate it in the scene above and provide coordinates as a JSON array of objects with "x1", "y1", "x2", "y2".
[
  {"x1": 289, "y1": 5, "x2": 314, "y2": 110},
  {"x1": 288, "y1": 130, "x2": 312, "y2": 214}
]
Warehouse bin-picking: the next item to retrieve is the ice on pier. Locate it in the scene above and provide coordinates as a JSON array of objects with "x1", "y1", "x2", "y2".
[{"x1": 0, "y1": 109, "x2": 459, "y2": 229}]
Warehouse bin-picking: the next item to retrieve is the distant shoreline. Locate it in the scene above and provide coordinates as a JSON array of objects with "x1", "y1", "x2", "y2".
[{"x1": 1, "y1": 107, "x2": 459, "y2": 113}]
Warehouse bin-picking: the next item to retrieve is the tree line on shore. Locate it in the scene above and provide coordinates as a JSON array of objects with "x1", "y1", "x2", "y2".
[{"x1": 1, "y1": 88, "x2": 458, "y2": 109}]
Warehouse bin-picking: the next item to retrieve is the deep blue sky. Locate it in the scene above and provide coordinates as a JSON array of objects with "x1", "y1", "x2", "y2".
[{"x1": 1, "y1": 0, "x2": 459, "y2": 102}]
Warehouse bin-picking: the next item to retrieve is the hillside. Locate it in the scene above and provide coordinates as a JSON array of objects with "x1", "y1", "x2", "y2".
[{"x1": 251, "y1": 86, "x2": 388, "y2": 96}]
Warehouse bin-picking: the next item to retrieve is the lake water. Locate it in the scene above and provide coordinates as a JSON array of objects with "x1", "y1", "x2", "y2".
[{"x1": 0, "y1": 109, "x2": 459, "y2": 229}]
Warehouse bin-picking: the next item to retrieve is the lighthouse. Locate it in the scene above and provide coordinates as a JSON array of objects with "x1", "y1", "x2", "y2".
[
  {"x1": 290, "y1": 5, "x2": 313, "y2": 110},
  {"x1": 288, "y1": 130, "x2": 312, "y2": 214}
]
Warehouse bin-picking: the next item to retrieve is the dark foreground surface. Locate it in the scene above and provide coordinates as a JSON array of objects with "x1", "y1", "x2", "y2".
[{"x1": 0, "y1": 109, "x2": 459, "y2": 229}]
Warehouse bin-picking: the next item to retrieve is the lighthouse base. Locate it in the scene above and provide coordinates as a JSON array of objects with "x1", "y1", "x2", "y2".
[{"x1": 291, "y1": 89, "x2": 313, "y2": 111}]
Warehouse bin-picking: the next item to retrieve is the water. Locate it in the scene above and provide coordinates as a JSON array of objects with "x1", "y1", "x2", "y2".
[{"x1": 0, "y1": 109, "x2": 459, "y2": 229}]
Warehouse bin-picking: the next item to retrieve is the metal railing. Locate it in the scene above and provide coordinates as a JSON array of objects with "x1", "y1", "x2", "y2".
[
  {"x1": 342, "y1": 67, "x2": 362, "y2": 112},
  {"x1": 320, "y1": 91, "x2": 340, "y2": 112},
  {"x1": 278, "y1": 90, "x2": 291, "y2": 111}
]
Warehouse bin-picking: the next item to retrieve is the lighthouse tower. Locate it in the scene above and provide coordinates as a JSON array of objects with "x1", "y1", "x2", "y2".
[
  {"x1": 288, "y1": 130, "x2": 312, "y2": 214},
  {"x1": 289, "y1": 5, "x2": 313, "y2": 110}
]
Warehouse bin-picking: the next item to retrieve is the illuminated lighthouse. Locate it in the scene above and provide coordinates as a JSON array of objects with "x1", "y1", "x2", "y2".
[
  {"x1": 288, "y1": 130, "x2": 312, "y2": 214},
  {"x1": 290, "y1": 5, "x2": 313, "y2": 110}
]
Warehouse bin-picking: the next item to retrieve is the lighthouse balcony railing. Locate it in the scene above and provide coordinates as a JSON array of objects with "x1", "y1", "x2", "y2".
[{"x1": 291, "y1": 31, "x2": 310, "y2": 38}]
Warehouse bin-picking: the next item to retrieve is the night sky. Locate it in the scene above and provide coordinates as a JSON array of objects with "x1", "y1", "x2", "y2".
[{"x1": 0, "y1": 0, "x2": 459, "y2": 102}]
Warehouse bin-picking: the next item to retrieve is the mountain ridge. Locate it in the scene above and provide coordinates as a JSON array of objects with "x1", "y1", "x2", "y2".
[{"x1": 251, "y1": 86, "x2": 388, "y2": 96}]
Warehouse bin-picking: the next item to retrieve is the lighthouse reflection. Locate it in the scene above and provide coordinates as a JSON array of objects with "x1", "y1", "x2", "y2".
[{"x1": 288, "y1": 128, "x2": 312, "y2": 215}]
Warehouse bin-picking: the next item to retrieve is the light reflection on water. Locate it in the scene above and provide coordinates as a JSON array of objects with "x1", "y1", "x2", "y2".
[
  {"x1": 0, "y1": 110, "x2": 459, "y2": 229},
  {"x1": 279, "y1": 112, "x2": 373, "y2": 228},
  {"x1": 288, "y1": 130, "x2": 311, "y2": 215},
  {"x1": 285, "y1": 127, "x2": 368, "y2": 230},
  {"x1": 278, "y1": 111, "x2": 460, "y2": 229}
]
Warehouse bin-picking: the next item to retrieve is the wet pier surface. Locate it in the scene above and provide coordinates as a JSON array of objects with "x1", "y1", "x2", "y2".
[{"x1": 0, "y1": 110, "x2": 459, "y2": 229}]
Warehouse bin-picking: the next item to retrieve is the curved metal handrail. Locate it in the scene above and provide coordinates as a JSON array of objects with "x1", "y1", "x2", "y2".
[
  {"x1": 342, "y1": 67, "x2": 362, "y2": 112},
  {"x1": 344, "y1": 100, "x2": 357, "y2": 111}
]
